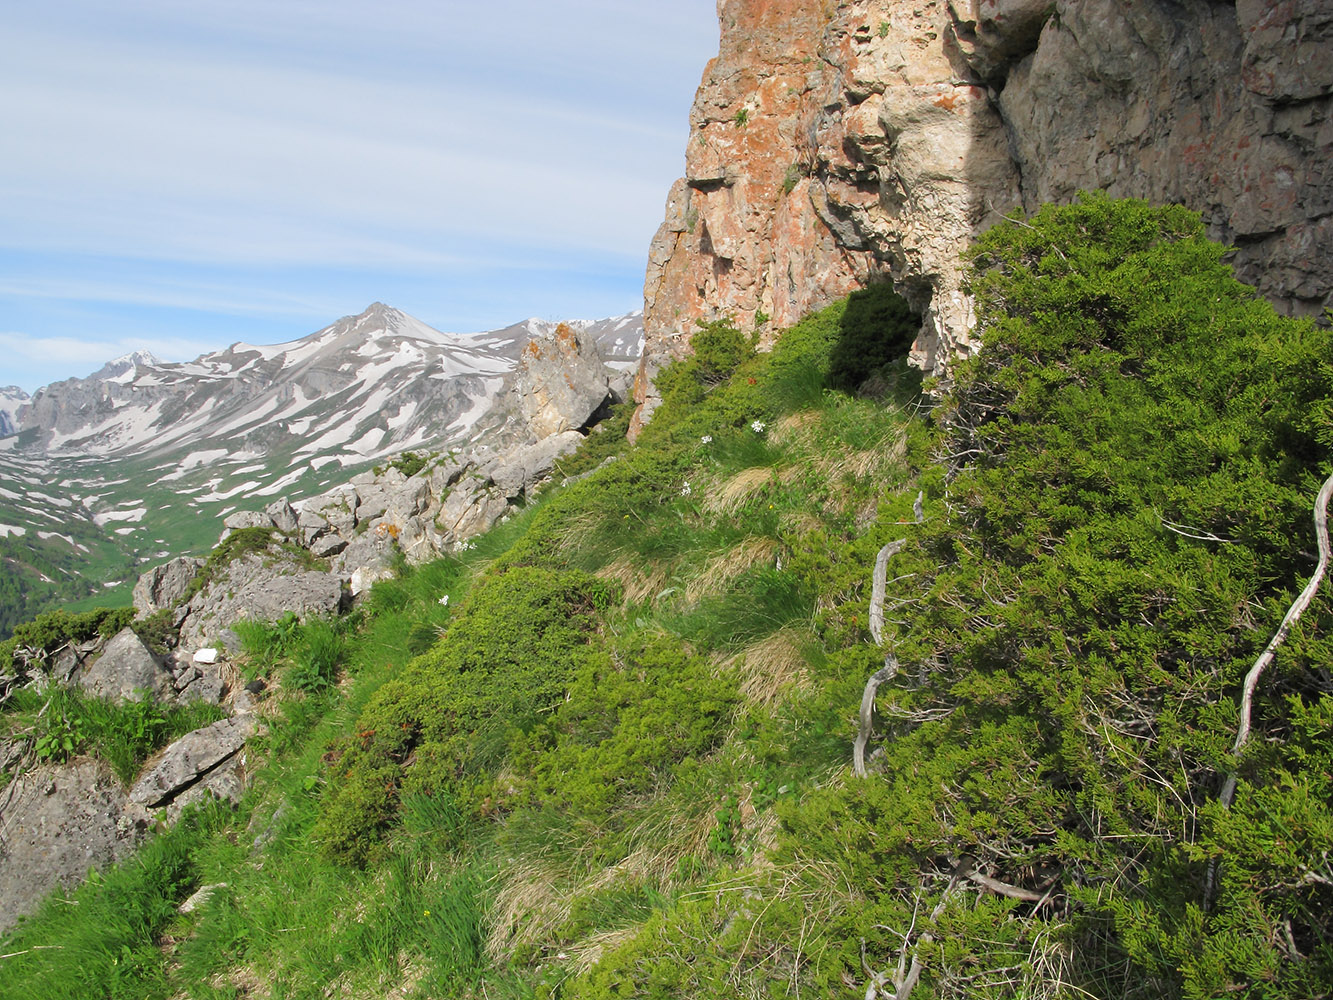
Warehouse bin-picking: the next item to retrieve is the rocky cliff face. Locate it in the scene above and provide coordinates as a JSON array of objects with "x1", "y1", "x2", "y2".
[
  {"x1": 633, "y1": 0, "x2": 1333, "y2": 433},
  {"x1": 0, "y1": 386, "x2": 28, "y2": 438}
]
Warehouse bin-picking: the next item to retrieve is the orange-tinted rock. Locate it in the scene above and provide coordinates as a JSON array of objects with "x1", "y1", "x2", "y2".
[{"x1": 633, "y1": 0, "x2": 1333, "y2": 438}]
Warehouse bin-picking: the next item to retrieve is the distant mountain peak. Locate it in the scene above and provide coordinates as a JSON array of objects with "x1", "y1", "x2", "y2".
[
  {"x1": 14, "y1": 307, "x2": 644, "y2": 460},
  {"x1": 354, "y1": 302, "x2": 396, "y2": 322},
  {"x1": 0, "y1": 385, "x2": 28, "y2": 438},
  {"x1": 93, "y1": 350, "x2": 163, "y2": 383},
  {"x1": 111, "y1": 349, "x2": 162, "y2": 366}
]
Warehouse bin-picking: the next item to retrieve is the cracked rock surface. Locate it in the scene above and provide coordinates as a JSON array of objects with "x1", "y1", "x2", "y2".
[{"x1": 633, "y1": 0, "x2": 1333, "y2": 435}]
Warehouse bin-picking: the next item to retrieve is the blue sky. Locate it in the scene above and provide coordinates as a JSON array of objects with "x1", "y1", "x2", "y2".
[{"x1": 0, "y1": 0, "x2": 718, "y2": 393}]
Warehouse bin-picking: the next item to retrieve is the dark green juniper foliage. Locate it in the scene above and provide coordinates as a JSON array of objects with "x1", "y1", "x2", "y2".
[
  {"x1": 849, "y1": 194, "x2": 1331, "y2": 998},
  {"x1": 0, "y1": 606, "x2": 134, "y2": 676},
  {"x1": 314, "y1": 566, "x2": 620, "y2": 865},
  {"x1": 566, "y1": 196, "x2": 1333, "y2": 999}
]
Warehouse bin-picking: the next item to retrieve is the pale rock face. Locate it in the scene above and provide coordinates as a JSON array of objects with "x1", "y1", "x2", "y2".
[
  {"x1": 129, "y1": 716, "x2": 250, "y2": 806},
  {"x1": 0, "y1": 386, "x2": 28, "y2": 438},
  {"x1": 0, "y1": 760, "x2": 147, "y2": 933},
  {"x1": 634, "y1": 0, "x2": 1333, "y2": 435},
  {"x1": 513, "y1": 323, "x2": 614, "y2": 440},
  {"x1": 76, "y1": 627, "x2": 173, "y2": 703},
  {"x1": 133, "y1": 555, "x2": 204, "y2": 614},
  {"x1": 177, "y1": 555, "x2": 346, "y2": 649}
]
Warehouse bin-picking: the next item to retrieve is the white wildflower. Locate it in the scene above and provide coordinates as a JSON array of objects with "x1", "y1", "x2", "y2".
[
  {"x1": 750, "y1": 420, "x2": 766, "y2": 433},
  {"x1": 700, "y1": 434, "x2": 713, "y2": 444},
  {"x1": 680, "y1": 482, "x2": 693, "y2": 497},
  {"x1": 438, "y1": 595, "x2": 450, "y2": 606}
]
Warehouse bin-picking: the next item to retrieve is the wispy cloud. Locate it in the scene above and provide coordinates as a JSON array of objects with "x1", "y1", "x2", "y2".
[
  {"x1": 0, "y1": 4, "x2": 712, "y2": 264},
  {"x1": 0, "y1": 0, "x2": 718, "y2": 390},
  {"x1": 0, "y1": 331, "x2": 219, "y2": 369}
]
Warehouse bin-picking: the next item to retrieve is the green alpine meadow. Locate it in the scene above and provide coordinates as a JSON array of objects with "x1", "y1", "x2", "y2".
[{"x1": 2, "y1": 196, "x2": 1329, "y2": 998}]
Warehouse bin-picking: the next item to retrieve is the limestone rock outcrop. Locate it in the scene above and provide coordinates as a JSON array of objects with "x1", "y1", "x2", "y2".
[
  {"x1": 0, "y1": 761, "x2": 148, "y2": 933},
  {"x1": 633, "y1": 0, "x2": 1333, "y2": 434},
  {"x1": 129, "y1": 715, "x2": 253, "y2": 820},
  {"x1": 515, "y1": 323, "x2": 618, "y2": 439},
  {"x1": 132, "y1": 556, "x2": 204, "y2": 614},
  {"x1": 0, "y1": 710, "x2": 256, "y2": 931},
  {"x1": 75, "y1": 628, "x2": 174, "y2": 703},
  {"x1": 178, "y1": 557, "x2": 348, "y2": 649},
  {"x1": 143, "y1": 423, "x2": 593, "y2": 645}
]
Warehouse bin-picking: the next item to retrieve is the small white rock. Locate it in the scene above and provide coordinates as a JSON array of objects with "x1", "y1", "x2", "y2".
[
  {"x1": 193, "y1": 648, "x2": 220, "y2": 665},
  {"x1": 179, "y1": 882, "x2": 228, "y2": 914}
]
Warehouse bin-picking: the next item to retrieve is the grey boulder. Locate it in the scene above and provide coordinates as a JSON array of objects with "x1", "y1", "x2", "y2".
[
  {"x1": 76, "y1": 628, "x2": 172, "y2": 703},
  {"x1": 132, "y1": 556, "x2": 203, "y2": 614},
  {"x1": 129, "y1": 716, "x2": 252, "y2": 811}
]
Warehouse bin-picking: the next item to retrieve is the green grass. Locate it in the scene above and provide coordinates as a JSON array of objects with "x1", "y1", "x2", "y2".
[
  {"x1": 4, "y1": 199, "x2": 1330, "y2": 1000},
  {"x1": 4, "y1": 685, "x2": 226, "y2": 784}
]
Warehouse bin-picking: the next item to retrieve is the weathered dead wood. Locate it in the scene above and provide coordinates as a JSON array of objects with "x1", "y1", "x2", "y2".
[
  {"x1": 855, "y1": 497, "x2": 926, "y2": 777},
  {"x1": 864, "y1": 873, "x2": 960, "y2": 1000},
  {"x1": 854, "y1": 655, "x2": 900, "y2": 778},
  {"x1": 1219, "y1": 469, "x2": 1333, "y2": 810},
  {"x1": 868, "y1": 540, "x2": 906, "y2": 646},
  {"x1": 964, "y1": 868, "x2": 1046, "y2": 903}
]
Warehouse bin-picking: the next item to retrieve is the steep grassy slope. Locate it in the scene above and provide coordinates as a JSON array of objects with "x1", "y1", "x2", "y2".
[{"x1": 1, "y1": 197, "x2": 1329, "y2": 999}]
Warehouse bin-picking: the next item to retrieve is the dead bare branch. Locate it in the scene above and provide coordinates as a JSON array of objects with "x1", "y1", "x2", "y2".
[
  {"x1": 1219, "y1": 469, "x2": 1333, "y2": 810},
  {"x1": 1160, "y1": 518, "x2": 1236, "y2": 544},
  {"x1": 855, "y1": 498, "x2": 927, "y2": 776},
  {"x1": 863, "y1": 874, "x2": 960, "y2": 1000},
  {"x1": 854, "y1": 656, "x2": 900, "y2": 778},
  {"x1": 964, "y1": 869, "x2": 1047, "y2": 903},
  {"x1": 868, "y1": 540, "x2": 906, "y2": 646}
]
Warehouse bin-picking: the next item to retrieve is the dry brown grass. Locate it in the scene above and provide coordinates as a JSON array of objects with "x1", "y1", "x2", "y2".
[
  {"x1": 684, "y1": 537, "x2": 780, "y2": 602},
  {"x1": 567, "y1": 925, "x2": 642, "y2": 976},
  {"x1": 485, "y1": 793, "x2": 718, "y2": 964},
  {"x1": 768, "y1": 410, "x2": 820, "y2": 448},
  {"x1": 550, "y1": 507, "x2": 611, "y2": 554},
  {"x1": 206, "y1": 965, "x2": 268, "y2": 999},
  {"x1": 813, "y1": 426, "x2": 908, "y2": 484},
  {"x1": 597, "y1": 556, "x2": 672, "y2": 606},
  {"x1": 703, "y1": 467, "x2": 777, "y2": 515},
  {"x1": 722, "y1": 627, "x2": 814, "y2": 708},
  {"x1": 778, "y1": 510, "x2": 824, "y2": 538}
]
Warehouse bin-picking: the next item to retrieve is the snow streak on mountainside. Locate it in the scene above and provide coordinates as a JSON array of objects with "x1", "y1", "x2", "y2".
[
  {"x1": 0, "y1": 305, "x2": 643, "y2": 632},
  {"x1": 16, "y1": 304, "x2": 643, "y2": 463},
  {"x1": 0, "y1": 387, "x2": 28, "y2": 438}
]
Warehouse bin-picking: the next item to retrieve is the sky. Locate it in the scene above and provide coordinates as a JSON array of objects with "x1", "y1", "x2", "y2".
[{"x1": 0, "y1": 0, "x2": 719, "y2": 393}]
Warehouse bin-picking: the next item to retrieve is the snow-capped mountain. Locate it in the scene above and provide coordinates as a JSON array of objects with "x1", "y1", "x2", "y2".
[
  {"x1": 0, "y1": 304, "x2": 643, "y2": 634},
  {"x1": 0, "y1": 386, "x2": 28, "y2": 438},
  {"x1": 16, "y1": 304, "x2": 643, "y2": 462},
  {"x1": 91, "y1": 351, "x2": 165, "y2": 383}
]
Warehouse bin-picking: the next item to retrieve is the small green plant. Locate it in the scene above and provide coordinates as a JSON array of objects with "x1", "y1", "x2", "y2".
[
  {"x1": 374, "y1": 451, "x2": 428, "y2": 479},
  {"x1": 780, "y1": 163, "x2": 802, "y2": 195},
  {"x1": 234, "y1": 612, "x2": 303, "y2": 673},
  {"x1": 733, "y1": 107, "x2": 749, "y2": 128},
  {"x1": 656, "y1": 317, "x2": 758, "y2": 409},
  {"x1": 34, "y1": 704, "x2": 84, "y2": 764},
  {"x1": 708, "y1": 796, "x2": 739, "y2": 857},
  {"x1": 877, "y1": 20, "x2": 890, "y2": 37},
  {"x1": 284, "y1": 619, "x2": 345, "y2": 693},
  {"x1": 12, "y1": 684, "x2": 222, "y2": 782}
]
